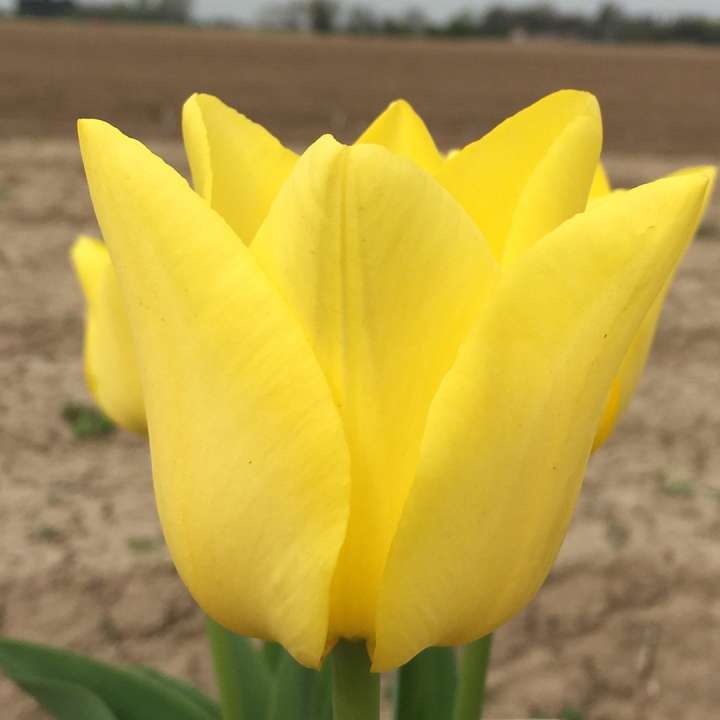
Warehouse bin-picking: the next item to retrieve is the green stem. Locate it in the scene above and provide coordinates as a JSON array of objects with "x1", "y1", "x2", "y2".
[
  {"x1": 205, "y1": 618, "x2": 251, "y2": 720},
  {"x1": 331, "y1": 641, "x2": 380, "y2": 720},
  {"x1": 452, "y1": 635, "x2": 493, "y2": 720}
]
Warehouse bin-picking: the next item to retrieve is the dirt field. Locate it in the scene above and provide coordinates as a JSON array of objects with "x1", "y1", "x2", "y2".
[
  {"x1": 1, "y1": 19, "x2": 719, "y2": 720},
  {"x1": 3, "y1": 18, "x2": 720, "y2": 155}
]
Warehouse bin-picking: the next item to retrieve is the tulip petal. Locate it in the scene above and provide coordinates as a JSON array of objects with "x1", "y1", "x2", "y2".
[
  {"x1": 356, "y1": 99, "x2": 443, "y2": 175},
  {"x1": 182, "y1": 93, "x2": 298, "y2": 243},
  {"x1": 252, "y1": 136, "x2": 497, "y2": 641},
  {"x1": 589, "y1": 162, "x2": 611, "y2": 201},
  {"x1": 593, "y1": 165, "x2": 716, "y2": 449},
  {"x1": 592, "y1": 290, "x2": 665, "y2": 450},
  {"x1": 374, "y1": 173, "x2": 708, "y2": 670},
  {"x1": 78, "y1": 119, "x2": 350, "y2": 667},
  {"x1": 436, "y1": 90, "x2": 602, "y2": 263},
  {"x1": 70, "y1": 236, "x2": 146, "y2": 433}
]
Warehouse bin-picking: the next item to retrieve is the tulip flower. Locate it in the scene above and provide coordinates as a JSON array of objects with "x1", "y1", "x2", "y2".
[
  {"x1": 71, "y1": 236, "x2": 145, "y2": 433},
  {"x1": 71, "y1": 93, "x2": 712, "y2": 450},
  {"x1": 76, "y1": 90, "x2": 711, "y2": 676}
]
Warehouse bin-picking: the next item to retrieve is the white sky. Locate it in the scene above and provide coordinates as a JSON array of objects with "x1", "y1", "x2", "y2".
[
  {"x1": 1, "y1": 1, "x2": 718, "y2": 22},
  {"x1": 194, "y1": 0, "x2": 720, "y2": 22}
]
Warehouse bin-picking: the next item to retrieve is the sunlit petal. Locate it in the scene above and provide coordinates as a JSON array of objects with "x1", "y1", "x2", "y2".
[
  {"x1": 252, "y1": 135, "x2": 496, "y2": 641},
  {"x1": 79, "y1": 119, "x2": 350, "y2": 667}
]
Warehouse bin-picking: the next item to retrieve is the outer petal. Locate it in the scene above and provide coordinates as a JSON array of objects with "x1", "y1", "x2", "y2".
[
  {"x1": 78, "y1": 119, "x2": 350, "y2": 667},
  {"x1": 356, "y1": 99, "x2": 443, "y2": 175},
  {"x1": 374, "y1": 174, "x2": 708, "y2": 670},
  {"x1": 182, "y1": 93, "x2": 298, "y2": 243},
  {"x1": 252, "y1": 136, "x2": 497, "y2": 641},
  {"x1": 70, "y1": 236, "x2": 146, "y2": 433},
  {"x1": 593, "y1": 165, "x2": 716, "y2": 449},
  {"x1": 435, "y1": 90, "x2": 602, "y2": 263},
  {"x1": 592, "y1": 290, "x2": 665, "y2": 450}
]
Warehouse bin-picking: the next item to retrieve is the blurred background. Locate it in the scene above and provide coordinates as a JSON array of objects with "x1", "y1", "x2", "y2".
[{"x1": 1, "y1": 2, "x2": 719, "y2": 719}]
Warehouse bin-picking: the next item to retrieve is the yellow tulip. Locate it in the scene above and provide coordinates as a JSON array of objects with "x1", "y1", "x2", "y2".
[
  {"x1": 72, "y1": 94, "x2": 712, "y2": 450},
  {"x1": 71, "y1": 235, "x2": 145, "y2": 433},
  {"x1": 76, "y1": 90, "x2": 711, "y2": 671}
]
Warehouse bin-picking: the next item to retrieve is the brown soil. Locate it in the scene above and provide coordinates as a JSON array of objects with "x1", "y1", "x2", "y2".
[
  {"x1": 2, "y1": 18, "x2": 720, "y2": 156},
  {"x1": 1, "y1": 21, "x2": 719, "y2": 720}
]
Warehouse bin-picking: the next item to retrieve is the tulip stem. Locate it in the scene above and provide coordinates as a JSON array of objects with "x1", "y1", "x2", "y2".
[
  {"x1": 205, "y1": 617, "x2": 255, "y2": 720},
  {"x1": 331, "y1": 641, "x2": 380, "y2": 720},
  {"x1": 452, "y1": 634, "x2": 493, "y2": 720}
]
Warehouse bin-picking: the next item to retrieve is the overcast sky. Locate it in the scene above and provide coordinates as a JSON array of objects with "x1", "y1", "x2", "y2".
[
  {"x1": 1, "y1": 1, "x2": 719, "y2": 21},
  {"x1": 197, "y1": 0, "x2": 720, "y2": 22}
]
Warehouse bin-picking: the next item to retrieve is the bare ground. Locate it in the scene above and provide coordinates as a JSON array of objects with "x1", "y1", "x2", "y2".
[
  {"x1": 0, "y1": 136, "x2": 718, "y2": 719},
  {"x1": 2, "y1": 19, "x2": 720, "y2": 157}
]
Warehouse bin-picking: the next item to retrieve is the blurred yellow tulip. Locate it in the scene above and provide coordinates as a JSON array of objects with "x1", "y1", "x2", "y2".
[
  {"x1": 75, "y1": 90, "x2": 712, "y2": 670},
  {"x1": 71, "y1": 235, "x2": 145, "y2": 433}
]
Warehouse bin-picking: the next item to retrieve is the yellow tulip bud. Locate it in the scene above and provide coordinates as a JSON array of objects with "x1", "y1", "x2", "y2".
[{"x1": 75, "y1": 91, "x2": 712, "y2": 671}]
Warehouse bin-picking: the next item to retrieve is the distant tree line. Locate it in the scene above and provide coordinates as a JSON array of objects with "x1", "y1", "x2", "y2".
[
  {"x1": 16, "y1": 0, "x2": 192, "y2": 23},
  {"x1": 261, "y1": 1, "x2": 720, "y2": 45},
  {"x1": 14, "y1": 0, "x2": 720, "y2": 45}
]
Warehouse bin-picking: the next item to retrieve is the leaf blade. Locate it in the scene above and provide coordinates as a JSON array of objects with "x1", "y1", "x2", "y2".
[
  {"x1": 13, "y1": 673, "x2": 118, "y2": 720},
  {"x1": 0, "y1": 637, "x2": 214, "y2": 720}
]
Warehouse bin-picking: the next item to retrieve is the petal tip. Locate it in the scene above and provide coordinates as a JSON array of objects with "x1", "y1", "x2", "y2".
[
  {"x1": 70, "y1": 234, "x2": 103, "y2": 264},
  {"x1": 70, "y1": 235, "x2": 108, "y2": 301},
  {"x1": 77, "y1": 117, "x2": 114, "y2": 143},
  {"x1": 310, "y1": 132, "x2": 345, "y2": 152},
  {"x1": 556, "y1": 88, "x2": 600, "y2": 108},
  {"x1": 676, "y1": 164, "x2": 717, "y2": 193},
  {"x1": 182, "y1": 92, "x2": 201, "y2": 111},
  {"x1": 187, "y1": 91, "x2": 222, "y2": 111},
  {"x1": 670, "y1": 169, "x2": 711, "y2": 198},
  {"x1": 77, "y1": 119, "x2": 130, "y2": 165},
  {"x1": 387, "y1": 97, "x2": 413, "y2": 112}
]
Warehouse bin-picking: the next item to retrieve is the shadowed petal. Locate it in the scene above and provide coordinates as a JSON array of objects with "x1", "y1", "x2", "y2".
[
  {"x1": 356, "y1": 99, "x2": 443, "y2": 174},
  {"x1": 589, "y1": 162, "x2": 611, "y2": 201},
  {"x1": 374, "y1": 173, "x2": 708, "y2": 670},
  {"x1": 436, "y1": 90, "x2": 602, "y2": 263},
  {"x1": 593, "y1": 165, "x2": 716, "y2": 449}
]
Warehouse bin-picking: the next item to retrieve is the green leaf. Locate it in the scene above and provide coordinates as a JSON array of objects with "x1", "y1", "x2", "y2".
[
  {"x1": 0, "y1": 637, "x2": 215, "y2": 720},
  {"x1": 14, "y1": 674, "x2": 118, "y2": 720},
  {"x1": 266, "y1": 653, "x2": 332, "y2": 720},
  {"x1": 61, "y1": 403, "x2": 115, "y2": 439},
  {"x1": 128, "y1": 666, "x2": 220, "y2": 718},
  {"x1": 396, "y1": 647, "x2": 457, "y2": 720},
  {"x1": 205, "y1": 618, "x2": 271, "y2": 719}
]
